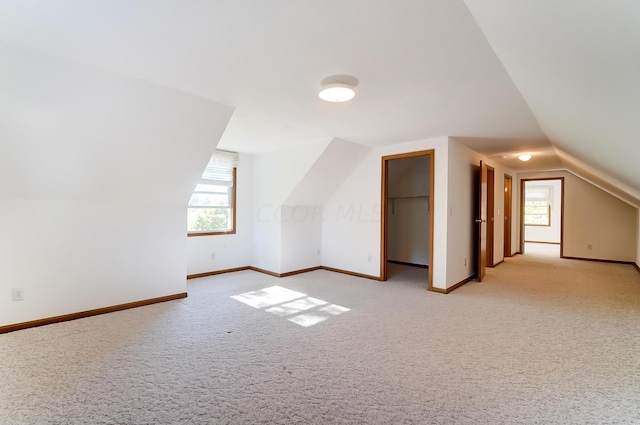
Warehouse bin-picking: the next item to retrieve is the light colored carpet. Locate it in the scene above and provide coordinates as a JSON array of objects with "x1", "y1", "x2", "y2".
[
  {"x1": 524, "y1": 241, "x2": 560, "y2": 257},
  {"x1": 1, "y1": 253, "x2": 639, "y2": 424}
]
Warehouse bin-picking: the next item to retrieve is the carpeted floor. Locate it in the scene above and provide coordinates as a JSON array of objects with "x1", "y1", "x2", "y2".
[
  {"x1": 523, "y1": 241, "x2": 560, "y2": 256},
  {"x1": 1, "y1": 251, "x2": 639, "y2": 424}
]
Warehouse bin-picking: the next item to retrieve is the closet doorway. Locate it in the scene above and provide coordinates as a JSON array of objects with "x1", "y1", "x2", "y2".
[{"x1": 381, "y1": 150, "x2": 434, "y2": 290}]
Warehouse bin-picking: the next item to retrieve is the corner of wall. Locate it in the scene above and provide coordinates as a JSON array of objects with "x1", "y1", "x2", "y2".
[{"x1": 636, "y1": 209, "x2": 640, "y2": 267}]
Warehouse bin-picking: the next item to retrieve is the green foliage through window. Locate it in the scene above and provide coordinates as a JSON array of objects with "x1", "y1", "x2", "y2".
[
  {"x1": 188, "y1": 208, "x2": 230, "y2": 232},
  {"x1": 524, "y1": 200, "x2": 550, "y2": 226},
  {"x1": 187, "y1": 183, "x2": 233, "y2": 233}
]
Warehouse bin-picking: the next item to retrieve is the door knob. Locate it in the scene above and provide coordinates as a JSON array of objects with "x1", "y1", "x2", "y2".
[{"x1": 475, "y1": 219, "x2": 485, "y2": 223}]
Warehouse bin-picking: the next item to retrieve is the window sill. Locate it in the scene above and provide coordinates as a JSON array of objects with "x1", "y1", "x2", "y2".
[{"x1": 188, "y1": 230, "x2": 236, "y2": 237}]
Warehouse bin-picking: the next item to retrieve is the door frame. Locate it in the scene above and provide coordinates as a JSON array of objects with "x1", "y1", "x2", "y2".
[
  {"x1": 519, "y1": 177, "x2": 565, "y2": 256},
  {"x1": 486, "y1": 166, "x2": 495, "y2": 267},
  {"x1": 476, "y1": 161, "x2": 492, "y2": 281},
  {"x1": 381, "y1": 150, "x2": 434, "y2": 290},
  {"x1": 504, "y1": 174, "x2": 513, "y2": 257}
]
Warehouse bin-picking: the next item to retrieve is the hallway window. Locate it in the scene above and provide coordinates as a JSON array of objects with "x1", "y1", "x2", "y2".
[
  {"x1": 188, "y1": 150, "x2": 237, "y2": 236},
  {"x1": 524, "y1": 185, "x2": 551, "y2": 226}
]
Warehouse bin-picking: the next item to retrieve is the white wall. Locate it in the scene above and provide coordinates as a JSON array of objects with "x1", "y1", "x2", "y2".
[
  {"x1": 446, "y1": 140, "x2": 481, "y2": 286},
  {"x1": 251, "y1": 141, "x2": 330, "y2": 273},
  {"x1": 0, "y1": 43, "x2": 233, "y2": 327},
  {"x1": 320, "y1": 152, "x2": 383, "y2": 277},
  {"x1": 519, "y1": 171, "x2": 637, "y2": 262},
  {"x1": 322, "y1": 137, "x2": 450, "y2": 287},
  {"x1": 249, "y1": 138, "x2": 370, "y2": 274},
  {"x1": 445, "y1": 139, "x2": 517, "y2": 287},
  {"x1": 280, "y1": 205, "x2": 323, "y2": 273},
  {"x1": 524, "y1": 179, "x2": 562, "y2": 243},
  {"x1": 285, "y1": 138, "x2": 369, "y2": 205},
  {"x1": 186, "y1": 154, "x2": 253, "y2": 275},
  {"x1": 278, "y1": 138, "x2": 370, "y2": 273},
  {"x1": 0, "y1": 200, "x2": 186, "y2": 325},
  {"x1": 387, "y1": 157, "x2": 430, "y2": 265}
]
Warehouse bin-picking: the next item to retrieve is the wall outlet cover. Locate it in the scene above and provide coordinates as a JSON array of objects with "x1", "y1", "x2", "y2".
[{"x1": 12, "y1": 288, "x2": 24, "y2": 301}]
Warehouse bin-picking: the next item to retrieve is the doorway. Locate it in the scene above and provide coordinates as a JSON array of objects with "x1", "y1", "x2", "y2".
[
  {"x1": 476, "y1": 161, "x2": 496, "y2": 282},
  {"x1": 381, "y1": 150, "x2": 434, "y2": 290},
  {"x1": 504, "y1": 174, "x2": 512, "y2": 257},
  {"x1": 520, "y1": 178, "x2": 564, "y2": 257},
  {"x1": 486, "y1": 166, "x2": 495, "y2": 267}
]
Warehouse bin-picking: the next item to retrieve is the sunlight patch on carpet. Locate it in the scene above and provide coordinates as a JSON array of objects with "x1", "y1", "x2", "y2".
[
  {"x1": 288, "y1": 313, "x2": 329, "y2": 327},
  {"x1": 266, "y1": 297, "x2": 327, "y2": 317},
  {"x1": 230, "y1": 286, "x2": 305, "y2": 309},
  {"x1": 231, "y1": 286, "x2": 349, "y2": 327},
  {"x1": 320, "y1": 304, "x2": 350, "y2": 315}
]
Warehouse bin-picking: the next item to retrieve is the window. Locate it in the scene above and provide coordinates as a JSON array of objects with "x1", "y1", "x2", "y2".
[
  {"x1": 524, "y1": 185, "x2": 551, "y2": 226},
  {"x1": 188, "y1": 150, "x2": 237, "y2": 236}
]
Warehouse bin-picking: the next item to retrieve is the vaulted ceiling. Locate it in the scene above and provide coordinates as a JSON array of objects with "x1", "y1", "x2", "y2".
[
  {"x1": 0, "y1": 0, "x2": 638, "y2": 204},
  {"x1": 464, "y1": 0, "x2": 640, "y2": 205}
]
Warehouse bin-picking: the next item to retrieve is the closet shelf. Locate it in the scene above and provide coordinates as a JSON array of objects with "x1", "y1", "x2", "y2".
[
  {"x1": 388, "y1": 195, "x2": 429, "y2": 199},
  {"x1": 389, "y1": 196, "x2": 430, "y2": 213}
]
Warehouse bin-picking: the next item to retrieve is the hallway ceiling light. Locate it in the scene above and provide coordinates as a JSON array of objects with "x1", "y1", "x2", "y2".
[
  {"x1": 318, "y1": 75, "x2": 358, "y2": 103},
  {"x1": 518, "y1": 154, "x2": 532, "y2": 162}
]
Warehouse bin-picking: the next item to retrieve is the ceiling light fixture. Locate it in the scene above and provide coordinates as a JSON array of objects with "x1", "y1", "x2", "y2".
[
  {"x1": 518, "y1": 154, "x2": 532, "y2": 162},
  {"x1": 319, "y1": 74, "x2": 359, "y2": 103},
  {"x1": 319, "y1": 84, "x2": 355, "y2": 102}
]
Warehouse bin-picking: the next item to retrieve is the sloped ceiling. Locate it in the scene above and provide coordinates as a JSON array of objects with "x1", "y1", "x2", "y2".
[
  {"x1": 285, "y1": 138, "x2": 370, "y2": 205},
  {"x1": 0, "y1": 0, "x2": 545, "y2": 154},
  {"x1": 463, "y1": 0, "x2": 640, "y2": 204},
  {"x1": 0, "y1": 1, "x2": 638, "y2": 204},
  {"x1": 0, "y1": 41, "x2": 233, "y2": 203}
]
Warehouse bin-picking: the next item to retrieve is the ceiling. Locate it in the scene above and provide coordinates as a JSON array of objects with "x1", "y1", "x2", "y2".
[
  {"x1": 0, "y1": 0, "x2": 638, "y2": 199},
  {"x1": 463, "y1": 0, "x2": 640, "y2": 194}
]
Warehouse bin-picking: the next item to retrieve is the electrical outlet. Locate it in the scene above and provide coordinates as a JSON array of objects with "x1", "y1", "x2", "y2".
[
  {"x1": 210, "y1": 252, "x2": 216, "y2": 260},
  {"x1": 588, "y1": 244, "x2": 592, "y2": 250},
  {"x1": 12, "y1": 288, "x2": 24, "y2": 301},
  {"x1": 464, "y1": 258, "x2": 467, "y2": 266},
  {"x1": 367, "y1": 255, "x2": 372, "y2": 263},
  {"x1": 317, "y1": 249, "x2": 321, "y2": 256}
]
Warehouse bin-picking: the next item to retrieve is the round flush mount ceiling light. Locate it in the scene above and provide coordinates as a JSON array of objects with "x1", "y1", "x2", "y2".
[
  {"x1": 319, "y1": 84, "x2": 355, "y2": 102},
  {"x1": 518, "y1": 154, "x2": 532, "y2": 162},
  {"x1": 319, "y1": 74, "x2": 359, "y2": 102}
]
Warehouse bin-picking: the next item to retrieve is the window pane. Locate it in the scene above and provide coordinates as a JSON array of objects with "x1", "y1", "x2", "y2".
[
  {"x1": 526, "y1": 189, "x2": 548, "y2": 199},
  {"x1": 524, "y1": 201, "x2": 549, "y2": 225},
  {"x1": 194, "y1": 184, "x2": 227, "y2": 193},
  {"x1": 188, "y1": 193, "x2": 229, "y2": 207},
  {"x1": 188, "y1": 164, "x2": 236, "y2": 236},
  {"x1": 188, "y1": 208, "x2": 230, "y2": 232}
]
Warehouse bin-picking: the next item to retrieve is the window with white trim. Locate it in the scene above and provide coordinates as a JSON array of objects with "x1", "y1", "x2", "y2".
[
  {"x1": 524, "y1": 185, "x2": 552, "y2": 226},
  {"x1": 188, "y1": 150, "x2": 237, "y2": 236}
]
